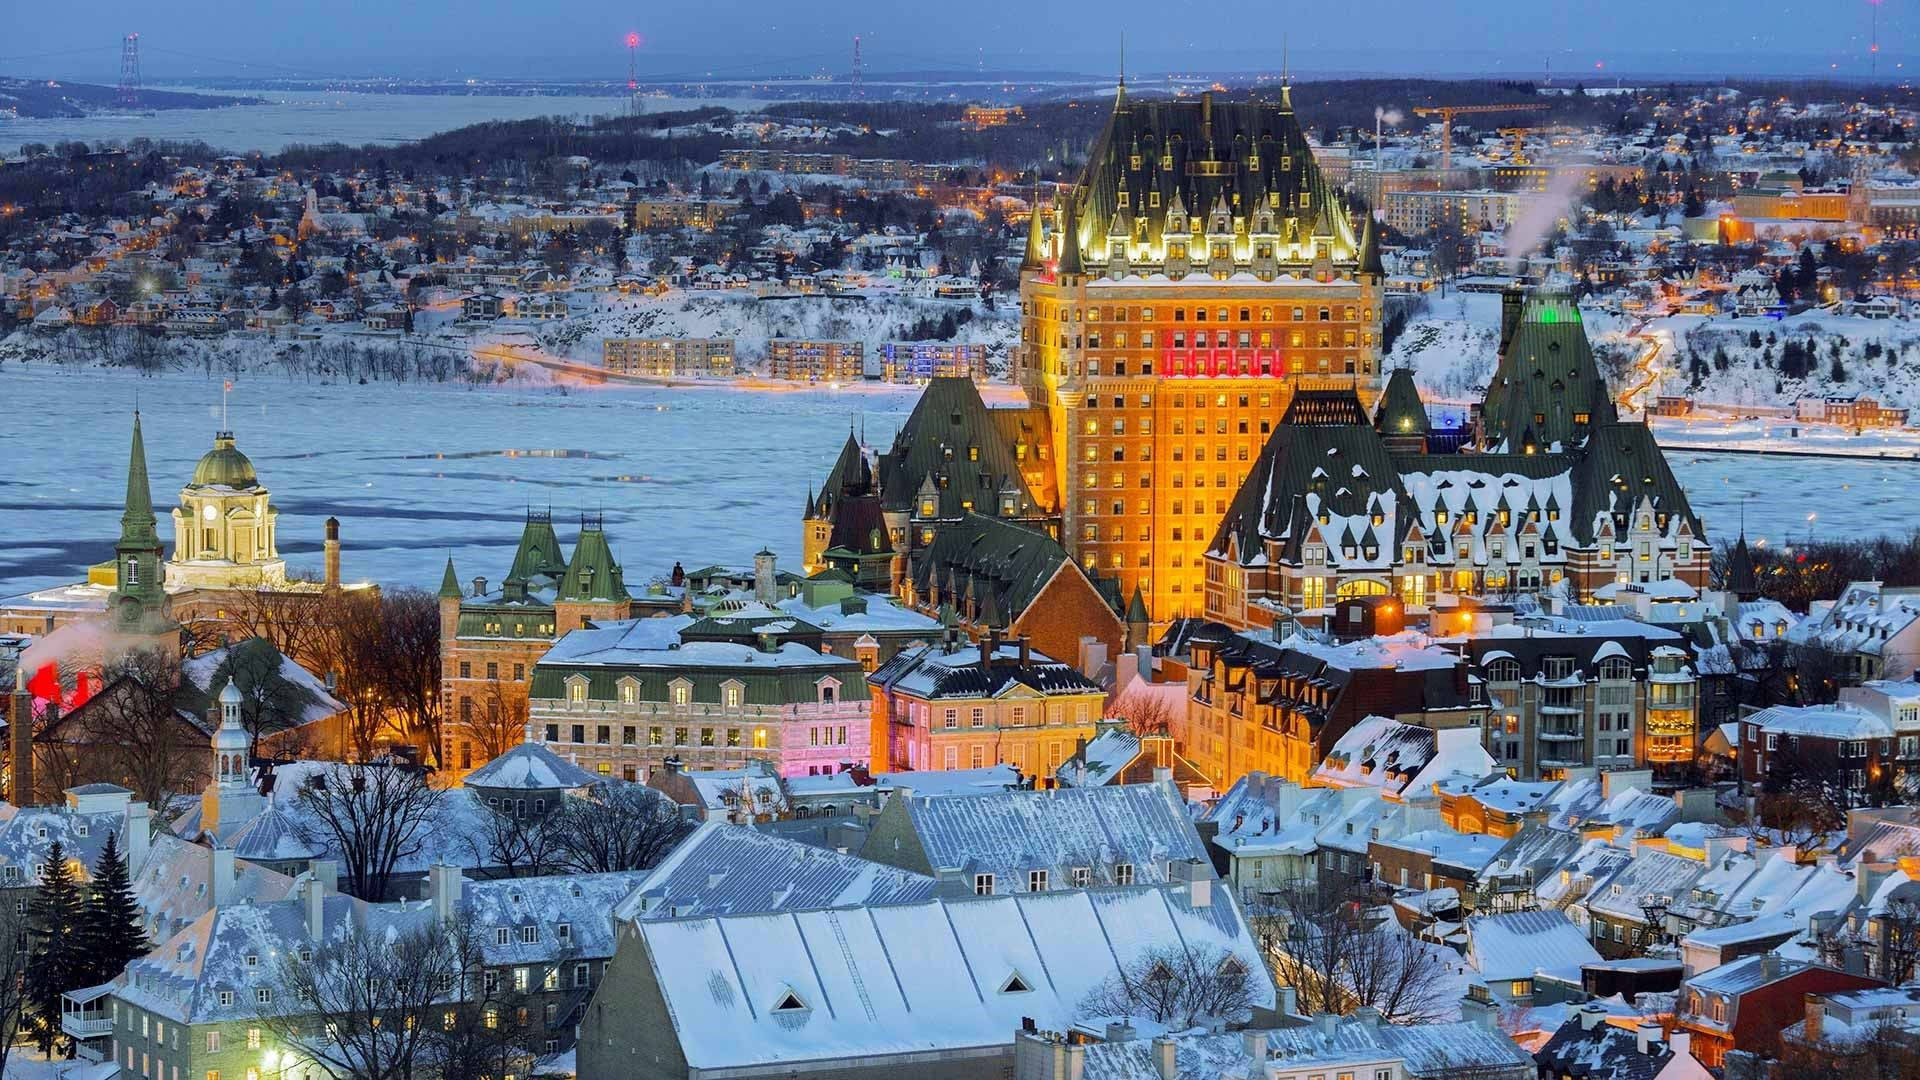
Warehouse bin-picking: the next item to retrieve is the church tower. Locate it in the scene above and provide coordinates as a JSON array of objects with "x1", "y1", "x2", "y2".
[{"x1": 110, "y1": 413, "x2": 180, "y2": 657}]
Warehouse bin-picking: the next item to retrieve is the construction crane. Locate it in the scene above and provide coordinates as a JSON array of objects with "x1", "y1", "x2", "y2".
[{"x1": 1411, "y1": 103, "x2": 1550, "y2": 170}]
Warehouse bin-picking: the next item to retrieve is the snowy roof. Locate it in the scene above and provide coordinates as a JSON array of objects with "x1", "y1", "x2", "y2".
[
  {"x1": 1383, "y1": 830, "x2": 1507, "y2": 874},
  {"x1": 1313, "y1": 719, "x2": 1496, "y2": 798},
  {"x1": 631, "y1": 885, "x2": 1271, "y2": 1072},
  {"x1": 463, "y1": 871, "x2": 648, "y2": 966},
  {"x1": 874, "y1": 781, "x2": 1209, "y2": 889},
  {"x1": 1587, "y1": 850, "x2": 1706, "y2": 923},
  {"x1": 1056, "y1": 728, "x2": 1144, "y2": 787},
  {"x1": 463, "y1": 742, "x2": 599, "y2": 791},
  {"x1": 614, "y1": 821, "x2": 937, "y2": 921},
  {"x1": 1465, "y1": 910, "x2": 1603, "y2": 983},
  {"x1": 1745, "y1": 703, "x2": 1892, "y2": 740}
]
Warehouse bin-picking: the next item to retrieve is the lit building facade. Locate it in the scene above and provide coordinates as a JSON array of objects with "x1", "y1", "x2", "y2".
[{"x1": 1018, "y1": 87, "x2": 1384, "y2": 625}]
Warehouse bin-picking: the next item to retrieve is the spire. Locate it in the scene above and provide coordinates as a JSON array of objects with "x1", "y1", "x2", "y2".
[
  {"x1": 438, "y1": 556, "x2": 462, "y2": 599},
  {"x1": 1022, "y1": 192, "x2": 1048, "y2": 271},
  {"x1": 1359, "y1": 214, "x2": 1383, "y2": 276},
  {"x1": 121, "y1": 411, "x2": 156, "y2": 543},
  {"x1": 1279, "y1": 35, "x2": 1295, "y2": 113},
  {"x1": 1116, "y1": 32, "x2": 1126, "y2": 105},
  {"x1": 1058, "y1": 195, "x2": 1083, "y2": 276}
]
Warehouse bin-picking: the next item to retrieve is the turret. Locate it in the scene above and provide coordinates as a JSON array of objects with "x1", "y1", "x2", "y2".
[
  {"x1": 323, "y1": 517, "x2": 341, "y2": 590},
  {"x1": 109, "y1": 412, "x2": 180, "y2": 658},
  {"x1": 437, "y1": 556, "x2": 461, "y2": 643},
  {"x1": 201, "y1": 677, "x2": 264, "y2": 838}
]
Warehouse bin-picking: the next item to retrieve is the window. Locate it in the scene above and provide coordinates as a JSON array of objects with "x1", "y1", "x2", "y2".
[
  {"x1": 575, "y1": 961, "x2": 591, "y2": 988},
  {"x1": 207, "y1": 1031, "x2": 222, "y2": 1052},
  {"x1": 1115, "y1": 863, "x2": 1134, "y2": 885},
  {"x1": 974, "y1": 873, "x2": 995, "y2": 895},
  {"x1": 557, "y1": 922, "x2": 571, "y2": 942},
  {"x1": 495, "y1": 927, "x2": 511, "y2": 945},
  {"x1": 246, "y1": 1028, "x2": 260, "y2": 1050},
  {"x1": 1072, "y1": 867, "x2": 1090, "y2": 888},
  {"x1": 1029, "y1": 869, "x2": 1049, "y2": 892},
  {"x1": 520, "y1": 925, "x2": 539, "y2": 944},
  {"x1": 255, "y1": 988, "x2": 271, "y2": 1005},
  {"x1": 217, "y1": 991, "x2": 234, "y2": 1008}
]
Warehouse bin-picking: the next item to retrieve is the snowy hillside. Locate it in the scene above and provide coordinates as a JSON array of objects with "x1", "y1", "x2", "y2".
[
  {"x1": 533, "y1": 291, "x2": 1018, "y2": 372},
  {"x1": 1385, "y1": 291, "x2": 1920, "y2": 412}
]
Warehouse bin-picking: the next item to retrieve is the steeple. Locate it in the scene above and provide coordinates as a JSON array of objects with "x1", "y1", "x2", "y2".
[
  {"x1": 121, "y1": 411, "x2": 157, "y2": 546},
  {"x1": 1727, "y1": 520, "x2": 1759, "y2": 602},
  {"x1": 110, "y1": 412, "x2": 177, "y2": 650}
]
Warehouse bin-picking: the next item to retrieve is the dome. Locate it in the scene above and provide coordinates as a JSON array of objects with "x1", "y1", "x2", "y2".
[{"x1": 191, "y1": 433, "x2": 259, "y2": 489}]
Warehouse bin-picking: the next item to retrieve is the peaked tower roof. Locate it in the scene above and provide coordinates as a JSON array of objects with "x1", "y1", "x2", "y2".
[
  {"x1": 555, "y1": 520, "x2": 630, "y2": 604},
  {"x1": 1374, "y1": 369, "x2": 1430, "y2": 437},
  {"x1": 875, "y1": 378, "x2": 1044, "y2": 521},
  {"x1": 438, "y1": 557, "x2": 462, "y2": 599},
  {"x1": 121, "y1": 411, "x2": 158, "y2": 547},
  {"x1": 1479, "y1": 292, "x2": 1619, "y2": 453}
]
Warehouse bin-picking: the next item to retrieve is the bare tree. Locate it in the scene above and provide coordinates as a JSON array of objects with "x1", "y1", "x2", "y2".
[
  {"x1": 548, "y1": 783, "x2": 691, "y2": 874},
  {"x1": 1248, "y1": 878, "x2": 1455, "y2": 1024},
  {"x1": 466, "y1": 805, "x2": 560, "y2": 879},
  {"x1": 464, "y1": 680, "x2": 529, "y2": 764},
  {"x1": 1110, "y1": 683, "x2": 1179, "y2": 737},
  {"x1": 1078, "y1": 944, "x2": 1259, "y2": 1030},
  {"x1": 295, "y1": 760, "x2": 443, "y2": 901},
  {"x1": 52, "y1": 648, "x2": 203, "y2": 808},
  {"x1": 259, "y1": 916, "x2": 454, "y2": 1080},
  {"x1": 422, "y1": 923, "x2": 557, "y2": 1080},
  {"x1": 367, "y1": 588, "x2": 445, "y2": 766}
]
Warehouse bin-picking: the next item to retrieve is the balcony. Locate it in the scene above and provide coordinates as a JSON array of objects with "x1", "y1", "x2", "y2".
[
  {"x1": 1538, "y1": 727, "x2": 1584, "y2": 741},
  {"x1": 62, "y1": 1016, "x2": 111, "y2": 1038}
]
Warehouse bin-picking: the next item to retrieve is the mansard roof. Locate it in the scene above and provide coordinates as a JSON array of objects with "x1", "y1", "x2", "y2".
[
  {"x1": 874, "y1": 377, "x2": 1044, "y2": 520},
  {"x1": 1480, "y1": 293, "x2": 1620, "y2": 453}
]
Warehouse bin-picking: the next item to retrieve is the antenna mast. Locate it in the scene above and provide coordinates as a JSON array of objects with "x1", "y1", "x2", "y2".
[{"x1": 118, "y1": 33, "x2": 141, "y2": 109}]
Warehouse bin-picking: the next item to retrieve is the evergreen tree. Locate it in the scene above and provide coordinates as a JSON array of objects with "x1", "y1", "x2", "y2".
[
  {"x1": 76, "y1": 832, "x2": 146, "y2": 987},
  {"x1": 24, "y1": 841, "x2": 86, "y2": 1053}
]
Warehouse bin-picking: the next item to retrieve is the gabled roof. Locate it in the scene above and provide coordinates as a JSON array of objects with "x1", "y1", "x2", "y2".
[
  {"x1": 1465, "y1": 909, "x2": 1603, "y2": 983},
  {"x1": 911, "y1": 513, "x2": 1095, "y2": 625},
  {"x1": 629, "y1": 884, "x2": 1270, "y2": 1072},
  {"x1": 871, "y1": 780, "x2": 1209, "y2": 889},
  {"x1": 615, "y1": 821, "x2": 938, "y2": 921}
]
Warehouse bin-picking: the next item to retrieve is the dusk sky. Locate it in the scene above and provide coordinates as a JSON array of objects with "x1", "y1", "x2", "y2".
[{"x1": 6, "y1": 1, "x2": 1914, "y2": 82}]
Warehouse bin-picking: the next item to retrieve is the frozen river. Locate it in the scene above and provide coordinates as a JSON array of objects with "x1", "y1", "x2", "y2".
[
  {"x1": 0, "y1": 366, "x2": 1914, "y2": 596},
  {"x1": 1, "y1": 89, "x2": 767, "y2": 155}
]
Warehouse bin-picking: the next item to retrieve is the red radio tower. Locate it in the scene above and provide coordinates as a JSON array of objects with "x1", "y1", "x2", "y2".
[
  {"x1": 626, "y1": 31, "x2": 640, "y2": 91},
  {"x1": 851, "y1": 35, "x2": 863, "y2": 100},
  {"x1": 118, "y1": 33, "x2": 141, "y2": 108}
]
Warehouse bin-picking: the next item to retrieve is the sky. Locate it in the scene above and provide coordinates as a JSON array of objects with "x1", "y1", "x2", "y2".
[{"x1": 5, "y1": 1, "x2": 1914, "y2": 83}]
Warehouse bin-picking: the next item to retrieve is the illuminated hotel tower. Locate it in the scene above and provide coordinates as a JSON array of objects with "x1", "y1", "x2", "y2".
[{"x1": 1018, "y1": 84, "x2": 1384, "y2": 624}]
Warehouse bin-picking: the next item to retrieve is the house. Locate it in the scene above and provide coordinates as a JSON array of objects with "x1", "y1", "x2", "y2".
[
  {"x1": 612, "y1": 820, "x2": 937, "y2": 921},
  {"x1": 857, "y1": 779, "x2": 1210, "y2": 895},
  {"x1": 865, "y1": 634, "x2": 1105, "y2": 779},
  {"x1": 1462, "y1": 910, "x2": 1603, "y2": 1005},
  {"x1": 647, "y1": 758, "x2": 789, "y2": 822},
  {"x1": 461, "y1": 292, "x2": 504, "y2": 320},
  {"x1": 1198, "y1": 774, "x2": 1378, "y2": 891},
  {"x1": 1739, "y1": 702, "x2": 1895, "y2": 809},
  {"x1": 1311, "y1": 718, "x2": 1498, "y2": 801},
  {"x1": 1672, "y1": 954, "x2": 1883, "y2": 1067},
  {"x1": 1054, "y1": 723, "x2": 1213, "y2": 798},
  {"x1": 904, "y1": 512, "x2": 1126, "y2": 665},
  {"x1": 1534, "y1": 1003, "x2": 1714, "y2": 1080},
  {"x1": 577, "y1": 883, "x2": 1272, "y2": 1079}
]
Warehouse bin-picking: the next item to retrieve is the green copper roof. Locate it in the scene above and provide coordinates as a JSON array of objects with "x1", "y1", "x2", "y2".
[
  {"x1": 1359, "y1": 215, "x2": 1384, "y2": 276},
  {"x1": 555, "y1": 526, "x2": 629, "y2": 603},
  {"x1": 504, "y1": 513, "x2": 567, "y2": 586},
  {"x1": 189, "y1": 433, "x2": 260, "y2": 489},
  {"x1": 1374, "y1": 369, "x2": 1430, "y2": 437},
  {"x1": 1066, "y1": 91, "x2": 1359, "y2": 268},
  {"x1": 438, "y1": 557, "x2": 462, "y2": 599},
  {"x1": 1479, "y1": 291, "x2": 1618, "y2": 453},
  {"x1": 120, "y1": 411, "x2": 157, "y2": 544},
  {"x1": 1022, "y1": 199, "x2": 1048, "y2": 270},
  {"x1": 875, "y1": 377, "x2": 1045, "y2": 521}
]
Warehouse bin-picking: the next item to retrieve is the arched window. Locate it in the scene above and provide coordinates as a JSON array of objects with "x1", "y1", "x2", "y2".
[
  {"x1": 1486, "y1": 658, "x2": 1522, "y2": 683},
  {"x1": 1599, "y1": 657, "x2": 1632, "y2": 681}
]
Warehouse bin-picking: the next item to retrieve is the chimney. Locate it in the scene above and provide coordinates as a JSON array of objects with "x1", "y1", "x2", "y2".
[
  {"x1": 323, "y1": 517, "x2": 341, "y2": 590},
  {"x1": 1579, "y1": 1003, "x2": 1608, "y2": 1031},
  {"x1": 1670, "y1": 1030, "x2": 1692, "y2": 1059},
  {"x1": 1152, "y1": 1036, "x2": 1178, "y2": 1080},
  {"x1": 126, "y1": 800, "x2": 152, "y2": 875},
  {"x1": 1802, "y1": 995, "x2": 1825, "y2": 1044},
  {"x1": 309, "y1": 858, "x2": 337, "y2": 894},
  {"x1": 1018, "y1": 633, "x2": 1032, "y2": 667},
  {"x1": 981, "y1": 629, "x2": 999, "y2": 676},
  {"x1": 1314, "y1": 1013, "x2": 1338, "y2": 1039},
  {"x1": 472, "y1": 576, "x2": 487, "y2": 598},
  {"x1": 1187, "y1": 862, "x2": 1212, "y2": 908},
  {"x1": 1276, "y1": 986, "x2": 1298, "y2": 1017},
  {"x1": 429, "y1": 863, "x2": 463, "y2": 924},
  {"x1": 303, "y1": 873, "x2": 325, "y2": 938},
  {"x1": 10, "y1": 667, "x2": 33, "y2": 807},
  {"x1": 1105, "y1": 1021, "x2": 1136, "y2": 1043},
  {"x1": 1244, "y1": 1030, "x2": 1267, "y2": 1060},
  {"x1": 1635, "y1": 1022, "x2": 1661, "y2": 1056},
  {"x1": 210, "y1": 846, "x2": 237, "y2": 907},
  {"x1": 754, "y1": 549, "x2": 777, "y2": 605},
  {"x1": 1760, "y1": 952, "x2": 1784, "y2": 982}
]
